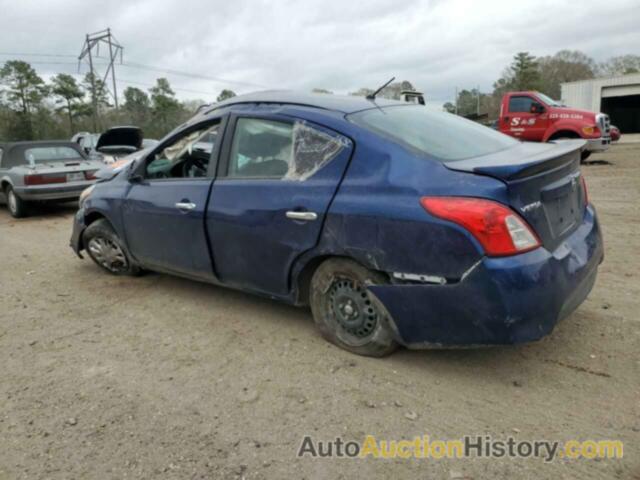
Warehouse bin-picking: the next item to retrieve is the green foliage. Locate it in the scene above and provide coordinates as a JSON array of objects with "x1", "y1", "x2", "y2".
[
  {"x1": 0, "y1": 60, "x2": 48, "y2": 139},
  {"x1": 51, "y1": 73, "x2": 88, "y2": 135},
  {"x1": 598, "y1": 55, "x2": 640, "y2": 76},
  {"x1": 216, "y1": 89, "x2": 236, "y2": 102},
  {"x1": 149, "y1": 78, "x2": 186, "y2": 137},
  {"x1": 123, "y1": 86, "x2": 151, "y2": 126}
]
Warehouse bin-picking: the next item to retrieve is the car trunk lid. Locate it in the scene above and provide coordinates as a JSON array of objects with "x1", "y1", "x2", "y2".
[{"x1": 444, "y1": 140, "x2": 587, "y2": 251}]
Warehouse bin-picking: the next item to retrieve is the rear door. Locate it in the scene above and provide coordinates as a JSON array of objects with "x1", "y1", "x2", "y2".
[
  {"x1": 122, "y1": 118, "x2": 225, "y2": 280},
  {"x1": 207, "y1": 113, "x2": 353, "y2": 296}
]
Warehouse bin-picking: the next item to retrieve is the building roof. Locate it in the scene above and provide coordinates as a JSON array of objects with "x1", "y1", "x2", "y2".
[{"x1": 561, "y1": 72, "x2": 640, "y2": 87}]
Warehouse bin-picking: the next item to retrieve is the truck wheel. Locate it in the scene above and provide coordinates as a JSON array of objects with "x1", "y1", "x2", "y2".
[
  {"x1": 310, "y1": 258, "x2": 398, "y2": 357},
  {"x1": 581, "y1": 151, "x2": 592, "y2": 162},
  {"x1": 83, "y1": 219, "x2": 140, "y2": 276},
  {"x1": 5, "y1": 185, "x2": 27, "y2": 218}
]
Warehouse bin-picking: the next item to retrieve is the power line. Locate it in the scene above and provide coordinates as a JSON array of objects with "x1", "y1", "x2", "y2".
[{"x1": 0, "y1": 51, "x2": 268, "y2": 89}]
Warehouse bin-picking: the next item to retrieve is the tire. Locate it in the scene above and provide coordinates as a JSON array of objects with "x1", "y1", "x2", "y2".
[
  {"x1": 310, "y1": 258, "x2": 398, "y2": 357},
  {"x1": 581, "y1": 151, "x2": 592, "y2": 162},
  {"x1": 83, "y1": 219, "x2": 141, "y2": 276},
  {"x1": 5, "y1": 185, "x2": 27, "y2": 218}
]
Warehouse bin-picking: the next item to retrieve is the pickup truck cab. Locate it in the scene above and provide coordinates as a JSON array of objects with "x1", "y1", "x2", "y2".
[{"x1": 498, "y1": 91, "x2": 611, "y2": 159}]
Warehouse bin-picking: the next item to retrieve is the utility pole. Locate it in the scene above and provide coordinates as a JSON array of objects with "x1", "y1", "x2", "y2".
[{"x1": 78, "y1": 28, "x2": 123, "y2": 131}]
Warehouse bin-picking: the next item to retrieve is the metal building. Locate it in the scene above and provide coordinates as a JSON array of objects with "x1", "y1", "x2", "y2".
[{"x1": 561, "y1": 73, "x2": 640, "y2": 133}]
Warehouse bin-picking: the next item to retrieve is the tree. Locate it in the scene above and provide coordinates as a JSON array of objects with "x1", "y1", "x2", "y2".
[
  {"x1": 0, "y1": 60, "x2": 48, "y2": 139},
  {"x1": 82, "y1": 72, "x2": 110, "y2": 130},
  {"x1": 598, "y1": 55, "x2": 640, "y2": 76},
  {"x1": 537, "y1": 50, "x2": 596, "y2": 99},
  {"x1": 312, "y1": 88, "x2": 333, "y2": 94},
  {"x1": 50, "y1": 73, "x2": 87, "y2": 134},
  {"x1": 509, "y1": 52, "x2": 540, "y2": 91},
  {"x1": 149, "y1": 78, "x2": 183, "y2": 137},
  {"x1": 216, "y1": 89, "x2": 236, "y2": 102},
  {"x1": 123, "y1": 86, "x2": 151, "y2": 126}
]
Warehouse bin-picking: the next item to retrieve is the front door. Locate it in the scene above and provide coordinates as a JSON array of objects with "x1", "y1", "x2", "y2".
[
  {"x1": 207, "y1": 114, "x2": 353, "y2": 296},
  {"x1": 122, "y1": 119, "x2": 224, "y2": 280},
  {"x1": 503, "y1": 94, "x2": 548, "y2": 141}
]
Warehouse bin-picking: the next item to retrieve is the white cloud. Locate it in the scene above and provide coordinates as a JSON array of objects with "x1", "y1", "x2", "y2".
[{"x1": 1, "y1": 0, "x2": 638, "y2": 104}]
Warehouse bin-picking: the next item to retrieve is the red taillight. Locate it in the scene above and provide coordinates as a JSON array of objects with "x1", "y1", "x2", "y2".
[
  {"x1": 24, "y1": 174, "x2": 66, "y2": 186},
  {"x1": 85, "y1": 170, "x2": 98, "y2": 180},
  {"x1": 420, "y1": 197, "x2": 541, "y2": 257},
  {"x1": 580, "y1": 175, "x2": 589, "y2": 205}
]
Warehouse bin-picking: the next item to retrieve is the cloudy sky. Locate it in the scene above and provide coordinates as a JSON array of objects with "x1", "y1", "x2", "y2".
[{"x1": 1, "y1": 0, "x2": 638, "y2": 106}]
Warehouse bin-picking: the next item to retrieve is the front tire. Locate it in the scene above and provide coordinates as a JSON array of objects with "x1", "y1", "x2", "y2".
[
  {"x1": 581, "y1": 151, "x2": 592, "y2": 162},
  {"x1": 83, "y1": 219, "x2": 140, "y2": 276},
  {"x1": 310, "y1": 258, "x2": 398, "y2": 357}
]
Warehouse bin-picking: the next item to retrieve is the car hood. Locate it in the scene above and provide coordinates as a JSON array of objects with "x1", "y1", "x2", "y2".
[{"x1": 96, "y1": 126, "x2": 143, "y2": 153}]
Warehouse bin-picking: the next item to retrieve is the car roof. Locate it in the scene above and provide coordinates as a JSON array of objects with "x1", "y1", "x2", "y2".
[
  {"x1": 205, "y1": 90, "x2": 407, "y2": 115},
  {"x1": 0, "y1": 140, "x2": 81, "y2": 149}
]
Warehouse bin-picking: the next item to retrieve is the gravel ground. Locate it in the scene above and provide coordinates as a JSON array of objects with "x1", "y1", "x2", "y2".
[{"x1": 0, "y1": 143, "x2": 638, "y2": 479}]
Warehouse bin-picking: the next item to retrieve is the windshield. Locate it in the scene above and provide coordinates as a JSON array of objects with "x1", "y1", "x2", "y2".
[
  {"x1": 24, "y1": 146, "x2": 82, "y2": 164},
  {"x1": 348, "y1": 105, "x2": 518, "y2": 161},
  {"x1": 535, "y1": 92, "x2": 563, "y2": 107}
]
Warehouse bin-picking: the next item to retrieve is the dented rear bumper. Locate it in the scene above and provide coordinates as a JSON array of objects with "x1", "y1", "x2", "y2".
[{"x1": 368, "y1": 206, "x2": 603, "y2": 347}]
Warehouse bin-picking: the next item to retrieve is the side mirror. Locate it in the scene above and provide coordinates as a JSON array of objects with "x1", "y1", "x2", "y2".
[{"x1": 530, "y1": 103, "x2": 545, "y2": 114}]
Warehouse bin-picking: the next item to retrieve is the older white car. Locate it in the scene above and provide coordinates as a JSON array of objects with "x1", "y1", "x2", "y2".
[{"x1": 0, "y1": 141, "x2": 103, "y2": 218}]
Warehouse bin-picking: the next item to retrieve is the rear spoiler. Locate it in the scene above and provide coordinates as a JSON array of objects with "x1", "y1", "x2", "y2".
[{"x1": 445, "y1": 140, "x2": 585, "y2": 181}]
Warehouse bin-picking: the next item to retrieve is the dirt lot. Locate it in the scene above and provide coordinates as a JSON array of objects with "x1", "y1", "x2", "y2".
[{"x1": 0, "y1": 143, "x2": 638, "y2": 480}]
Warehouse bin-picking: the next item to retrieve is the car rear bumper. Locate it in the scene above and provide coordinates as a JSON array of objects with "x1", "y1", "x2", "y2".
[
  {"x1": 14, "y1": 181, "x2": 94, "y2": 201},
  {"x1": 585, "y1": 136, "x2": 611, "y2": 152},
  {"x1": 369, "y1": 205, "x2": 604, "y2": 347}
]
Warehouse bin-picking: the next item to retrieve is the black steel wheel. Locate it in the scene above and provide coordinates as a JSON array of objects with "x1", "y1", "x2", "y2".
[{"x1": 310, "y1": 258, "x2": 398, "y2": 357}]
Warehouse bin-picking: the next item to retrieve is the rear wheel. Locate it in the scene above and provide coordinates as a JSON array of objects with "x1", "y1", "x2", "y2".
[
  {"x1": 83, "y1": 219, "x2": 140, "y2": 276},
  {"x1": 5, "y1": 185, "x2": 27, "y2": 218},
  {"x1": 310, "y1": 258, "x2": 398, "y2": 357}
]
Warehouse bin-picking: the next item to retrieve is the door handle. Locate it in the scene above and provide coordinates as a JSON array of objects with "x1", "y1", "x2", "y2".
[
  {"x1": 175, "y1": 201, "x2": 196, "y2": 211},
  {"x1": 286, "y1": 211, "x2": 318, "y2": 221}
]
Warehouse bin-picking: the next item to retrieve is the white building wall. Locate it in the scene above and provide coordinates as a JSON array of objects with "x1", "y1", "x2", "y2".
[{"x1": 561, "y1": 73, "x2": 640, "y2": 111}]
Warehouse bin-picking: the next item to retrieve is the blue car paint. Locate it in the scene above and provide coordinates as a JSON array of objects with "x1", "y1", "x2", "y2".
[
  {"x1": 369, "y1": 206, "x2": 602, "y2": 346},
  {"x1": 70, "y1": 92, "x2": 604, "y2": 347}
]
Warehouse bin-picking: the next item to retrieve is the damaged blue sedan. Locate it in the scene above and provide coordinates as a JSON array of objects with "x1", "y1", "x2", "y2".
[{"x1": 70, "y1": 92, "x2": 603, "y2": 356}]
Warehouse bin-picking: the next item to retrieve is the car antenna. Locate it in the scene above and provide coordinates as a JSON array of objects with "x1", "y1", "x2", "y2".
[{"x1": 366, "y1": 76, "x2": 396, "y2": 101}]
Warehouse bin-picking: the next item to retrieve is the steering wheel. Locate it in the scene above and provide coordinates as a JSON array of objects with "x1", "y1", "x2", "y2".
[{"x1": 182, "y1": 156, "x2": 207, "y2": 177}]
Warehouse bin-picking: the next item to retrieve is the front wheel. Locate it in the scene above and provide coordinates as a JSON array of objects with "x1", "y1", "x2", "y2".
[
  {"x1": 310, "y1": 258, "x2": 398, "y2": 357},
  {"x1": 581, "y1": 151, "x2": 592, "y2": 162},
  {"x1": 5, "y1": 185, "x2": 27, "y2": 218},
  {"x1": 83, "y1": 219, "x2": 141, "y2": 276}
]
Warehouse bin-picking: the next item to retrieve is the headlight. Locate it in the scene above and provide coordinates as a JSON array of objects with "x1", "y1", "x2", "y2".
[{"x1": 79, "y1": 185, "x2": 95, "y2": 208}]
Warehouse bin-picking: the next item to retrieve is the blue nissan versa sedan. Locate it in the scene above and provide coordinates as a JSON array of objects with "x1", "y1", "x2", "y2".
[{"x1": 70, "y1": 92, "x2": 603, "y2": 357}]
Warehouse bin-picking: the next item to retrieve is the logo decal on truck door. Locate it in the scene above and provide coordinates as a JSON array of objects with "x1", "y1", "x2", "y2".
[{"x1": 510, "y1": 117, "x2": 536, "y2": 127}]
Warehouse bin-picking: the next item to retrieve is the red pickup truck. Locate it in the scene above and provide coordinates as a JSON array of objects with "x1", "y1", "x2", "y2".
[{"x1": 498, "y1": 91, "x2": 611, "y2": 159}]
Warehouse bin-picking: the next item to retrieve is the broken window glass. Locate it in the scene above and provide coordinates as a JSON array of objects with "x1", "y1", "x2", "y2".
[{"x1": 228, "y1": 118, "x2": 349, "y2": 181}]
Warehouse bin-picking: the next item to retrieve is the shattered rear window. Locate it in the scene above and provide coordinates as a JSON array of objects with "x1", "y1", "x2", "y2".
[{"x1": 228, "y1": 118, "x2": 349, "y2": 181}]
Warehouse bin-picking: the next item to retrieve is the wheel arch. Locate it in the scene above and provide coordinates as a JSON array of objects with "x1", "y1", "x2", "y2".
[
  {"x1": 546, "y1": 128, "x2": 581, "y2": 142},
  {"x1": 292, "y1": 253, "x2": 390, "y2": 306}
]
